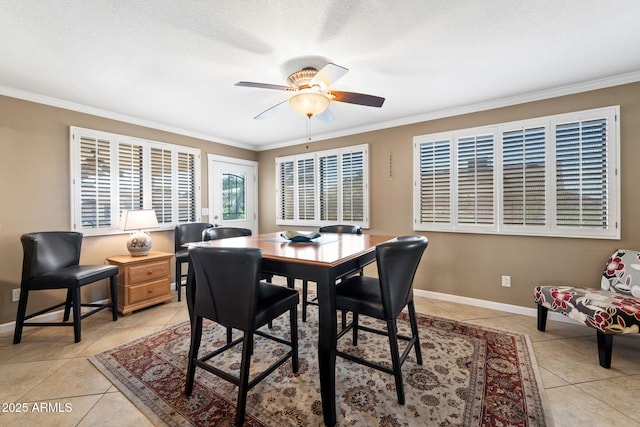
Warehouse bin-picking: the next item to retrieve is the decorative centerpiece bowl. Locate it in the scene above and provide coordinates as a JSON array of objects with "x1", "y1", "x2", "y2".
[{"x1": 281, "y1": 230, "x2": 321, "y2": 242}]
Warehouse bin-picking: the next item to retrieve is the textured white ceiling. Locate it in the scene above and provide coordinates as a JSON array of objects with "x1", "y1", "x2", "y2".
[{"x1": 2, "y1": 0, "x2": 640, "y2": 150}]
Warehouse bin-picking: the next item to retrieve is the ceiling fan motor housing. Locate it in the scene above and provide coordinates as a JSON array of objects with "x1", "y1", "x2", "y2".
[{"x1": 287, "y1": 68, "x2": 320, "y2": 90}]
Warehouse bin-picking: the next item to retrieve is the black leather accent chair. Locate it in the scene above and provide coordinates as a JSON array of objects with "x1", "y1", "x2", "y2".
[
  {"x1": 299, "y1": 225, "x2": 363, "y2": 322},
  {"x1": 14, "y1": 231, "x2": 118, "y2": 344},
  {"x1": 185, "y1": 247, "x2": 299, "y2": 427},
  {"x1": 335, "y1": 235, "x2": 428, "y2": 404},
  {"x1": 174, "y1": 222, "x2": 213, "y2": 301}
]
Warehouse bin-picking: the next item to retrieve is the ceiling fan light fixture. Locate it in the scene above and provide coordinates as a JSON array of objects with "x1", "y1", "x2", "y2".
[{"x1": 288, "y1": 91, "x2": 330, "y2": 117}]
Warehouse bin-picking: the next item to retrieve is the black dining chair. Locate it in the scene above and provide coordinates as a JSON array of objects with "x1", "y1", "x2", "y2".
[
  {"x1": 201, "y1": 226, "x2": 251, "y2": 241},
  {"x1": 299, "y1": 224, "x2": 362, "y2": 323},
  {"x1": 202, "y1": 226, "x2": 275, "y2": 331},
  {"x1": 185, "y1": 246, "x2": 299, "y2": 427},
  {"x1": 174, "y1": 222, "x2": 214, "y2": 301},
  {"x1": 203, "y1": 226, "x2": 273, "y2": 283},
  {"x1": 335, "y1": 235, "x2": 428, "y2": 404},
  {"x1": 14, "y1": 231, "x2": 118, "y2": 344}
]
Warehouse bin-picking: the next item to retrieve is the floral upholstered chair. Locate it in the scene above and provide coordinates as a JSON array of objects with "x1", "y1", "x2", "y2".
[{"x1": 534, "y1": 249, "x2": 640, "y2": 368}]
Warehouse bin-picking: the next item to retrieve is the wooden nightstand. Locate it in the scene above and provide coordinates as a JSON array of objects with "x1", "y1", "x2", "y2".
[{"x1": 106, "y1": 251, "x2": 174, "y2": 315}]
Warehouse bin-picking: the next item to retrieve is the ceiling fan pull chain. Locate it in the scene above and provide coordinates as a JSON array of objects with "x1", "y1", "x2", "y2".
[{"x1": 307, "y1": 113, "x2": 312, "y2": 141}]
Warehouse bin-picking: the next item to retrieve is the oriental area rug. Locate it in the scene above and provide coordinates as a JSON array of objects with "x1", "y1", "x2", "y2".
[{"x1": 90, "y1": 312, "x2": 551, "y2": 426}]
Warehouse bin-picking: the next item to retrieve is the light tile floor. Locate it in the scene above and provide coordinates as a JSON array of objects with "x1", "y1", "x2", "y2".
[{"x1": 2, "y1": 284, "x2": 640, "y2": 426}]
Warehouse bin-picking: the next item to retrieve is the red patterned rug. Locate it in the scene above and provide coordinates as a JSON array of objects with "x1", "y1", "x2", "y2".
[{"x1": 90, "y1": 312, "x2": 551, "y2": 426}]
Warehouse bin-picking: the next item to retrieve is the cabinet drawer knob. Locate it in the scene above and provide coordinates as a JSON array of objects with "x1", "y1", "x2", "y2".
[{"x1": 147, "y1": 289, "x2": 153, "y2": 294}]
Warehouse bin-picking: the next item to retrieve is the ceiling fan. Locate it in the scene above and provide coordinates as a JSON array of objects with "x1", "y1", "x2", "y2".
[{"x1": 235, "y1": 62, "x2": 385, "y2": 122}]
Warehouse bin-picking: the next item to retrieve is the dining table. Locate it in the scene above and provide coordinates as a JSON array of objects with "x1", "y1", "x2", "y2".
[{"x1": 185, "y1": 231, "x2": 395, "y2": 426}]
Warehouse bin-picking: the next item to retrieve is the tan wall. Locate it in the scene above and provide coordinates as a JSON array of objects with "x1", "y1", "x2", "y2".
[
  {"x1": 0, "y1": 95, "x2": 257, "y2": 324},
  {"x1": 2, "y1": 82, "x2": 640, "y2": 325},
  {"x1": 258, "y1": 82, "x2": 640, "y2": 309}
]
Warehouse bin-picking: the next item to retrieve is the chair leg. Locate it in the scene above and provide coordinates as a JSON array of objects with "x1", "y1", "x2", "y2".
[
  {"x1": 290, "y1": 306, "x2": 299, "y2": 372},
  {"x1": 537, "y1": 304, "x2": 548, "y2": 331},
  {"x1": 185, "y1": 268, "x2": 195, "y2": 321},
  {"x1": 596, "y1": 331, "x2": 613, "y2": 369},
  {"x1": 176, "y1": 260, "x2": 183, "y2": 302},
  {"x1": 274, "y1": 277, "x2": 297, "y2": 329},
  {"x1": 387, "y1": 319, "x2": 405, "y2": 405},
  {"x1": 235, "y1": 332, "x2": 253, "y2": 427},
  {"x1": 72, "y1": 286, "x2": 82, "y2": 343},
  {"x1": 261, "y1": 274, "x2": 274, "y2": 327},
  {"x1": 301, "y1": 280, "x2": 308, "y2": 322},
  {"x1": 109, "y1": 275, "x2": 118, "y2": 321},
  {"x1": 352, "y1": 313, "x2": 359, "y2": 346},
  {"x1": 63, "y1": 288, "x2": 73, "y2": 322},
  {"x1": 408, "y1": 301, "x2": 422, "y2": 365},
  {"x1": 185, "y1": 316, "x2": 203, "y2": 395},
  {"x1": 13, "y1": 288, "x2": 28, "y2": 344},
  {"x1": 227, "y1": 327, "x2": 233, "y2": 345}
]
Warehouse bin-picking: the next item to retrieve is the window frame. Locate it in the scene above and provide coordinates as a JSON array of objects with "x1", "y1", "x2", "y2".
[
  {"x1": 413, "y1": 106, "x2": 620, "y2": 239},
  {"x1": 275, "y1": 144, "x2": 369, "y2": 228},
  {"x1": 70, "y1": 126, "x2": 201, "y2": 236}
]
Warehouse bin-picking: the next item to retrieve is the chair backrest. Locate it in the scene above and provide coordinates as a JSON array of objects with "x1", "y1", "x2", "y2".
[
  {"x1": 319, "y1": 224, "x2": 362, "y2": 234},
  {"x1": 601, "y1": 249, "x2": 640, "y2": 296},
  {"x1": 174, "y1": 222, "x2": 214, "y2": 252},
  {"x1": 377, "y1": 235, "x2": 428, "y2": 319},
  {"x1": 189, "y1": 247, "x2": 262, "y2": 331},
  {"x1": 20, "y1": 232, "x2": 82, "y2": 283},
  {"x1": 202, "y1": 226, "x2": 252, "y2": 241}
]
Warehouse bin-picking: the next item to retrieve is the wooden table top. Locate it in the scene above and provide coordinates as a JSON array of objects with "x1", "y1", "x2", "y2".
[{"x1": 187, "y1": 232, "x2": 395, "y2": 267}]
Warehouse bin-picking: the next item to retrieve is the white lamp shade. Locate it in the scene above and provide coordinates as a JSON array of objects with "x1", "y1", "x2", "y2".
[
  {"x1": 120, "y1": 209, "x2": 159, "y2": 231},
  {"x1": 289, "y1": 91, "x2": 330, "y2": 117},
  {"x1": 120, "y1": 209, "x2": 158, "y2": 256}
]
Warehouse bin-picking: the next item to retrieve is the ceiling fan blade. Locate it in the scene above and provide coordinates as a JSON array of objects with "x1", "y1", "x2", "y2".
[
  {"x1": 253, "y1": 99, "x2": 289, "y2": 120},
  {"x1": 311, "y1": 63, "x2": 348, "y2": 87},
  {"x1": 330, "y1": 90, "x2": 385, "y2": 108},
  {"x1": 235, "y1": 81, "x2": 292, "y2": 91},
  {"x1": 315, "y1": 107, "x2": 334, "y2": 123}
]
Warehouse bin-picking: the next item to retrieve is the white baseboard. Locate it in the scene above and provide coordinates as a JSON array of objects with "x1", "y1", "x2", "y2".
[
  {"x1": 412, "y1": 288, "x2": 579, "y2": 325},
  {"x1": 0, "y1": 298, "x2": 113, "y2": 335},
  {"x1": 1, "y1": 282, "x2": 184, "y2": 336}
]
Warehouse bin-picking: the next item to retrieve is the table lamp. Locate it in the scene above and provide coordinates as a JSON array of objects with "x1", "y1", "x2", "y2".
[{"x1": 120, "y1": 209, "x2": 159, "y2": 256}]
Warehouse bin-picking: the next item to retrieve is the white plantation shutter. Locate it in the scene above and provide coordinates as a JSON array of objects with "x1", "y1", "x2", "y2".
[
  {"x1": 555, "y1": 118, "x2": 609, "y2": 229},
  {"x1": 457, "y1": 134, "x2": 494, "y2": 225},
  {"x1": 150, "y1": 146, "x2": 173, "y2": 225},
  {"x1": 297, "y1": 158, "x2": 315, "y2": 220},
  {"x1": 502, "y1": 127, "x2": 546, "y2": 226},
  {"x1": 342, "y1": 151, "x2": 364, "y2": 221},
  {"x1": 77, "y1": 133, "x2": 113, "y2": 230},
  {"x1": 177, "y1": 151, "x2": 197, "y2": 222},
  {"x1": 278, "y1": 160, "x2": 295, "y2": 221},
  {"x1": 418, "y1": 138, "x2": 451, "y2": 224},
  {"x1": 413, "y1": 106, "x2": 618, "y2": 238},
  {"x1": 71, "y1": 127, "x2": 201, "y2": 235},
  {"x1": 320, "y1": 155, "x2": 338, "y2": 221},
  {"x1": 118, "y1": 142, "x2": 144, "y2": 213},
  {"x1": 276, "y1": 144, "x2": 369, "y2": 227}
]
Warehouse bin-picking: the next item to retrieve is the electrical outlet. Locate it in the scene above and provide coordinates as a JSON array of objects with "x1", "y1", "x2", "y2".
[
  {"x1": 501, "y1": 275, "x2": 511, "y2": 287},
  {"x1": 12, "y1": 288, "x2": 20, "y2": 302}
]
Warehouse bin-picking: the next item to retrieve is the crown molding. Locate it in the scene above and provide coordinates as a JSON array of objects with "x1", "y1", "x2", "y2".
[
  {"x1": 0, "y1": 86, "x2": 255, "y2": 151},
  {"x1": 3, "y1": 70, "x2": 640, "y2": 153}
]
